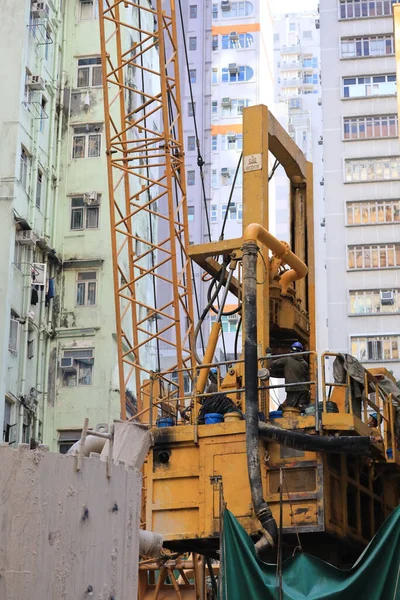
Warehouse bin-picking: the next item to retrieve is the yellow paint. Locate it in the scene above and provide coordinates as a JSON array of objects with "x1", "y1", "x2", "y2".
[
  {"x1": 212, "y1": 23, "x2": 260, "y2": 34},
  {"x1": 211, "y1": 124, "x2": 243, "y2": 135}
]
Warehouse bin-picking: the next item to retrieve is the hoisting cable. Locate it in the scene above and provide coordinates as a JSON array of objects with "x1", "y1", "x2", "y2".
[
  {"x1": 177, "y1": 0, "x2": 230, "y2": 361},
  {"x1": 233, "y1": 315, "x2": 242, "y2": 360},
  {"x1": 219, "y1": 152, "x2": 243, "y2": 241}
]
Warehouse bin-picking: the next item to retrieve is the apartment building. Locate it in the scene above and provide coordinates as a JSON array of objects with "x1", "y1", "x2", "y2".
[
  {"x1": 0, "y1": 0, "x2": 156, "y2": 452},
  {"x1": 320, "y1": 0, "x2": 400, "y2": 378},
  {"x1": 273, "y1": 11, "x2": 328, "y2": 352},
  {"x1": 178, "y1": 0, "x2": 274, "y2": 359}
]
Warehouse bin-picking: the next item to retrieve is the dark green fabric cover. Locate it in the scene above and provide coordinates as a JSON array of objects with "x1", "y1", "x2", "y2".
[{"x1": 220, "y1": 507, "x2": 400, "y2": 599}]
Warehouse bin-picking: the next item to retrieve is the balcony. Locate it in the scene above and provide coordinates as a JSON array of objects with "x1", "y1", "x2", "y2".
[
  {"x1": 281, "y1": 77, "x2": 302, "y2": 87},
  {"x1": 281, "y1": 60, "x2": 301, "y2": 70}
]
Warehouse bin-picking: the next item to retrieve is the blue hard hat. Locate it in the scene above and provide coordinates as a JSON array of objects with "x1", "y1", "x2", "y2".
[
  {"x1": 210, "y1": 367, "x2": 218, "y2": 374},
  {"x1": 371, "y1": 412, "x2": 378, "y2": 420},
  {"x1": 291, "y1": 342, "x2": 304, "y2": 352}
]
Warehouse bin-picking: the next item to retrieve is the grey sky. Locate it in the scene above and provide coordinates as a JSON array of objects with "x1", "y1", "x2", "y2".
[{"x1": 272, "y1": 0, "x2": 318, "y2": 14}]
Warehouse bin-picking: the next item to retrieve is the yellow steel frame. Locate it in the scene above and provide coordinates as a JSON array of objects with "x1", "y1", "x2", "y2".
[{"x1": 99, "y1": 0, "x2": 194, "y2": 417}]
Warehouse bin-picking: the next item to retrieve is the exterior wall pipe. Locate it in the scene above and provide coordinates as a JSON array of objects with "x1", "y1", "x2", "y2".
[
  {"x1": 243, "y1": 223, "x2": 308, "y2": 294},
  {"x1": 242, "y1": 239, "x2": 277, "y2": 551}
]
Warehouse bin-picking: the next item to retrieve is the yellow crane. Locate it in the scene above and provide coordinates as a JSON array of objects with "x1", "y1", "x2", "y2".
[{"x1": 99, "y1": 2, "x2": 400, "y2": 597}]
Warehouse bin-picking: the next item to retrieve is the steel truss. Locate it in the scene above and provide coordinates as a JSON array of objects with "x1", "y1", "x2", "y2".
[{"x1": 99, "y1": 0, "x2": 195, "y2": 418}]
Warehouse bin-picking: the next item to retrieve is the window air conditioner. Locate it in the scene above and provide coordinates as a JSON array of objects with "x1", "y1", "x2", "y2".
[
  {"x1": 318, "y1": 98, "x2": 322, "y2": 106},
  {"x1": 221, "y1": 97, "x2": 231, "y2": 107},
  {"x1": 84, "y1": 192, "x2": 99, "y2": 205},
  {"x1": 380, "y1": 290, "x2": 394, "y2": 305},
  {"x1": 318, "y1": 136, "x2": 323, "y2": 145},
  {"x1": 16, "y1": 230, "x2": 38, "y2": 246},
  {"x1": 227, "y1": 314, "x2": 238, "y2": 322},
  {"x1": 221, "y1": 167, "x2": 229, "y2": 176},
  {"x1": 229, "y1": 32, "x2": 239, "y2": 41},
  {"x1": 221, "y1": 1, "x2": 231, "y2": 10},
  {"x1": 27, "y1": 75, "x2": 45, "y2": 91},
  {"x1": 227, "y1": 133, "x2": 236, "y2": 142},
  {"x1": 31, "y1": 2, "x2": 50, "y2": 18},
  {"x1": 228, "y1": 63, "x2": 239, "y2": 74},
  {"x1": 60, "y1": 357, "x2": 74, "y2": 369},
  {"x1": 228, "y1": 202, "x2": 236, "y2": 210}
]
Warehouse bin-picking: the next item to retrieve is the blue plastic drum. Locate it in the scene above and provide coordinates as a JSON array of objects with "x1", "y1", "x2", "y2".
[
  {"x1": 156, "y1": 418, "x2": 175, "y2": 428},
  {"x1": 205, "y1": 413, "x2": 224, "y2": 424}
]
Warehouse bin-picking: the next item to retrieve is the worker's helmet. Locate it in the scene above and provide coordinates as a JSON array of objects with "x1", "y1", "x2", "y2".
[
  {"x1": 210, "y1": 367, "x2": 218, "y2": 374},
  {"x1": 290, "y1": 341, "x2": 304, "y2": 353}
]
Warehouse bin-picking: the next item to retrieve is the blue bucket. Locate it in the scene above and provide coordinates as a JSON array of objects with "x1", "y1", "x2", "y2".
[
  {"x1": 269, "y1": 411, "x2": 283, "y2": 419},
  {"x1": 205, "y1": 413, "x2": 224, "y2": 424},
  {"x1": 386, "y1": 448, "x2": 393, "y2": 459},
  {"x1": 156, "y1": 417, "x2": 175, "y2": 428}
]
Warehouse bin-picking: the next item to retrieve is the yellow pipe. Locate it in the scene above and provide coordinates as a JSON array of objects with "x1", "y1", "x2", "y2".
[
  {"x1": 196, "y1": 321, "x2": 221, "y2": 394},
  {"x1": 243, "y1": 223, "x2": 308, "y2": 293}
]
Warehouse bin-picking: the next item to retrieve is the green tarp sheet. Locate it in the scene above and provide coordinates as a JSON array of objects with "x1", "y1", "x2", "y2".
[{"x1": 221, "y1": 507, "x2": 400, "y2": 599}]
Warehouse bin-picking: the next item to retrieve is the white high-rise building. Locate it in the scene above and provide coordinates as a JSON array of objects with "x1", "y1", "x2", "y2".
[
  {"x1": 320, "y1": 0, "x2": 400, "y2": 378},
  {"x1": 273, "y1": 10, "x2": 328, "y2": 352}
]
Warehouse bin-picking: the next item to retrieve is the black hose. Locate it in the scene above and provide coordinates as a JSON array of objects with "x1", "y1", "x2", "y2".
[
  {"x1": 193, "y1": 264, "x2": 227, "y2": 364},
  {"x1": 207, "y1": 277, "x2": 241, "y2": 316},
  {"x1": 234, "y1": 315, "x2": 242, "y2": 360},
  {"x1": 243, "y1": 240, "x2": 277, "y2": 547},
  {"x1": 258, "y1": 422, "x2": 373, "y2": 455}
]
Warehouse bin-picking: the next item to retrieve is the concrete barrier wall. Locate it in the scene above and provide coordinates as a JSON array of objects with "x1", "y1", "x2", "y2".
[{"x1": 0, "y1": 444, "x2": 142, "y2": 599}]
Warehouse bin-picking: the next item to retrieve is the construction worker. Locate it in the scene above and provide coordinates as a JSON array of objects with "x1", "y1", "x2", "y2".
[
  {"x1": 368, "y1": 412, "x2": 382, "y2": 429},
  {"x1": 267, "y1": 342, "x2": 310, "y2": 410}
]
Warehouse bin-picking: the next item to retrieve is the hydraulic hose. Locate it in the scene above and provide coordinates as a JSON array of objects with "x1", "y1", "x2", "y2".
[
  {"x1": 259, "y1": 422, "x2": 373, "y2": 455},
  {"x1": 243, "y1": 240, "x2": 278, "y2": 549}
]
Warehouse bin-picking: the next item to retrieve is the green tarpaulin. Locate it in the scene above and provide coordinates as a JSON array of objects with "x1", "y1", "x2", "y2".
[{"x1": 221, "y1": 507, "x2": 400, "y2": 599}]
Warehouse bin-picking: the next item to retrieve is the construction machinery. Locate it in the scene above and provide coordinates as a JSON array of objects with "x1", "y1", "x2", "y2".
[{"x1": 98, "y1": 1, "x2": 400, "y2": 597}]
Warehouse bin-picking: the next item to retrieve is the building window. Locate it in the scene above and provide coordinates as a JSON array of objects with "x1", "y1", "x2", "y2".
[
  {"x1": 211, "y1": 315, "x2": 239, "y2": 333},
  {"x1": 349, "y1": 289, "x2": 400, "y2": 314},
  {"x1": 303, "y1": 30, "x2": 312, "y2": 39},
  {"x1": 77, "y1": 57, "x2": 102, "y2": 88},
  {"x1": 189, "y1": 69, "x2": 196, "y2": 83},
  {"x1": 211, "y1": 170, "x2": 218, "y2": 187},
  {"x1": 212, "y1": 3, "x2": 218, "y2": 18},
  {"x1": 347, "y1": 200, "x2": 400, "y2": 225},
  {"x1": 14, "y1": 240, "x2": 23, "y2": 270},
  {"x1": 36, "y1": 170, "x2": 43, "y2": 209},
  {"x1": 190, "y1": 5, "x2": 197, "y2": 17},
  {"x1": 189, "y1": 37, "x2": 197, "y2": 51},
  {"x1": 20, "y1": 147, "x2": 29, "y2": 190},
  {"x1": 220, "y1": 1, "x2": 253, "y2": 17},
  {"x1": 345, "y1": 157, "x2": 400, "y2": 182},
  {"x1": 343, "y1": 115, "x2": 398, "y2": 140},
  {"x1": 221, "y1": 33, "x2": 254, "y2": 50},
  {"x1": 212, "y1": 101, "x2": 218, "y2": 115},
  {"x1": 211, "y1": 204, "x2": 218, "y2": 222},
  {"x1": 289, "y1": 98, "x2": 302, "y2": 109},
  {"x1": 341, "y1": 35, "x2": 394, "y2": 58},
  {"x1": 70, "y1": 196, "x2": 100, "y2": 230},
  {"x1": 221, "y1": 133, "x2": 243, "y2": 151},
  {"x1": 8, "y1": 314, "x2": 20, "y2": 355},
  {"x1": 289, "y1": 23, "x2": 296, "y2": 31},
  {"x1": 342, "y1": 74, "x2": 396, "y2": 98},
  {"x1": 76, "y1": 272, "x2": 97, "y2": 306},
  {"x1": 62, "y1": 348, "x2": 94, "y2": 386},
  {"x1": 3, "y1": 400, "x2": 15, "y2": 444},
  {"x1": 222, "y1": 65, "x2": 253, "y2": 83},
  {"x1": 80, "y1": 0, "x2": 98, "y2": 20},
  {"x1": 58, "y1": 429, "x2": 82, "y2": 454},
  {"x1": 187, "y1": 136, "x2": 195, "y2": 151},
  {"x1": 348, "y1": 244, "x2": 400, "y2": 269},
  {"x1": 212, "y1": 135, "x2": 218, "y2": 151},
  {"x1": 212, "y1": 35, "x2": 218, "y2": 51},
  {"x1": 351, "y1": 335, "x2": 400, "y2": 362},
  {"x1": 212, "y1": 68, "x2": 218, "y2": 84},
  {"x1": 188, "y1": 206, "x2": 195, "y2": 222},
  {"x1": 221, "y1": 203, "x2": 240, "y2": 220},
  {"x1": 72, "y1": 124, "x2": 102, "y2": 159},
  {"x1": 188, "y1": 102, "x2": 195, "y2": 117},
  {"x1": 187, "y1": 170, "x2": 195, "y2": 185},
  {"x1": 339, "y1": 0, "x2": 396, "y2": 19}
]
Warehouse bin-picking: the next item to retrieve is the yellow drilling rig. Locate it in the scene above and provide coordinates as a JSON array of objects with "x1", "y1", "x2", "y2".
[{"x1": 98, "y1": 1, "x2": 400, "y2": 597}]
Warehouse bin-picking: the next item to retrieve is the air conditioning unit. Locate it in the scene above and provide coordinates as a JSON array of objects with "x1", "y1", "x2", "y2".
[
  {"x1": 227, "y1": 314, "x2": 238, "y2": 322},
  {"x1": 221, "y1": 167, "x2": 230, "y2": 176},
  {"x1": 16, "y1": 230, "x2": 38, "y2": 246},
  {"x1": 31, "y1": 2, "x2": 50, "y2": 18},
  {"x1": 315, "y1": 19, "x2": 320, "y2": 29},
  {"x1": 27, "y1": 75, "x2": 45, "y2": 91},
  {"x1": 84, "y1": 192, "x2": 99, "y2": 205},
  {"x1": 318, "y1": 136, "x2": 323, "y2": 145},
  {"x1": 229, "y1": 31, "x2": 239, "y2": 41},
  {"x1": 227, "y1": 133, "x2": 236, "y2": 142},
  {"x1": 318, "y1": 98, "x2": 322, "y2": 106},
  {"x1": 221, "y1": 0, "x2": 231, "y2": 10},
  {"x1": 60, "y1": 357, "x2": 74, "y2": 369},
  {"x1": 221, "y1": 97, "x2": 231, "y2": 107},
  {"x1": 380, "y1": 290, "x2": 394, "y2": 305},
  {"x1": 320, "y1": 178, "x2": 324, "y2": 186},
  {"x1": 228, "y1": 202, "x2": 236, "y2": 210},
  {"x1": 228, "y1": 63, "x2": 239, "y2": 74}
]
